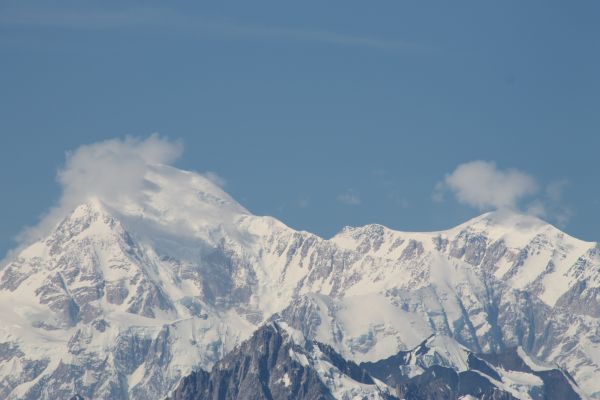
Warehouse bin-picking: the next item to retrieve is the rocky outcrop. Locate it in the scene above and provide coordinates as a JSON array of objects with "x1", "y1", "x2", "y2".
[
  {"x1": 361, "y1": 336, "x2": 582, "y2": 400},
  {"x1": 168, "y1": 323, "x2": 392, "y2": 400}
]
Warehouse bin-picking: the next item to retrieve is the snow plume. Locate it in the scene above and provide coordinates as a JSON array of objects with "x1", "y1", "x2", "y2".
[
  {"x1": 434, "y1": 160, "x2": 538, "y2": 210},
  {"x1": 16, "y1": 134, "x2": 183, "y2": 246},
  {"x1": 202, "y1": 171, "x2": 227, "y2": 188}
]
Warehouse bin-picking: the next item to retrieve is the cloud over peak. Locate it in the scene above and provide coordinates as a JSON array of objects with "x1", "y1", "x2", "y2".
[
  {"x1": 434, "y1": 160, "x2": 571, "y2": 227},
  {"x1": 17, "y1": 134, "x2": 183, "y2": 246},
  {"x1": 58, "y1": 134, "x2": 183, "y2": 205},
  {"x1": 435, "y1": 160, "x2": 538, "y2": 210}
]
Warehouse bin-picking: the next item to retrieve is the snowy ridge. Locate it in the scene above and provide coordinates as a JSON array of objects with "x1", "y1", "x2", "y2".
[
  {"x1": 0, "y1": 165, "x2": 599, "y2": 399},
  {"x1": 168, "y1": 322, "x2": 395, "y2": 400},
  {"x1": 361, "y1": 334, "x2": 583, "y2": 400}
]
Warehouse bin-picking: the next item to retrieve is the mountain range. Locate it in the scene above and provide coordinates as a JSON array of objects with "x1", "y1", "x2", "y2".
[
  {"x1": 0, "y1": 164, "x2": 598, "y2": 399},
  {"x1": 169, "y1": 322, "x2": 582, "y2": 400}
]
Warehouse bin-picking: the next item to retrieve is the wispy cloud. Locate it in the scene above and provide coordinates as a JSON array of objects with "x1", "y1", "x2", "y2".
[
  {"x1": 526, "y1": 179, "x2": 573, "y2": 228},
  {"x1": 0, "y1": 6, "x2": 424, "y2": 52},
  {"x1": 337, "y1": 189, "x2": 361, "y2": 206},
  {"x1": 371, "y1": 169, "x2": 410, "y2": 209},
  {"x1": 0, "y1": 8, "x2": 172, "y2": 30},
  {"x1": 297, "y1": 196, "x2": 311, "y2": 208}
]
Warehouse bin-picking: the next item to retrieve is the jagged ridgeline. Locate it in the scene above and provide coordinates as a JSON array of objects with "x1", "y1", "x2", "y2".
[
  {"x1": 166, "y1": 323, "x2": 580, "y2": 400},
  {"x1": 0, "y1": 165, "x2": 598, "y2": 399}
]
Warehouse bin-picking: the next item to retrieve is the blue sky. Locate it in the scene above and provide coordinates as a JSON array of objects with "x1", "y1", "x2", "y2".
[{"x1": 1, "y1": 1, "x2": 599, "y2": 257}]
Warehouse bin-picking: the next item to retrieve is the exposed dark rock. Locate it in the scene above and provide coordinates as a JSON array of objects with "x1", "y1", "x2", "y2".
[
  {"x1": 169, "y1": 323, "x2": 393, "y2": 400},
  {"x1": 362, "y1": 339, "x2": 581, "y2": 400}
]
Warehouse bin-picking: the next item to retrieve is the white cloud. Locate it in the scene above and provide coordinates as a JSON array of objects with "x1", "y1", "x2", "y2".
[
  {"x1": 16, "y1": 134, "x2": 183, "y2": 245},
  {"x1": 435, "y1": 161, "x2": 573, "y2": 227},
  {"x1": 526, "y1": 200, "x2": 547, "y2": 218},
  {"x1": 337, "y1": 190, "x2": 361, "y2": 206},
  {"x1": 435, "y1": 160, "x2": 538, "y2": 210}
]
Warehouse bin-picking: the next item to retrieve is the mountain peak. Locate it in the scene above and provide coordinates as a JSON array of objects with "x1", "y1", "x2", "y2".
[
  {"x1": 459, "y1": 209, "x2": 550, "y2": 232},
  {"x1": 46, "y1": 197, "x2": 124, "y2": 247},
  {"x1": 113, "y1": 164, "x2": 249, "y2": 218},
  {"x1": 333, "y1": 209, "x2": 558, "y2": 242},
  {"x1": 45, "y1": 166, "x2": 253, "y2": 250},
  {"x1": 451, "y1": 209, "x2": 594, "y2": 251}
]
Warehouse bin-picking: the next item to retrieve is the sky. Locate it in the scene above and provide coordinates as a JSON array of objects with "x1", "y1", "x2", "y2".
[{"x1": 1, "y1": 1, "x2": 599, "y2": 258}]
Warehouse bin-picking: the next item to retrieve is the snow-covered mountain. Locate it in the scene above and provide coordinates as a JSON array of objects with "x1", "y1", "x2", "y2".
[
  {"x1": 168, "y1": 323, "x2": 581, "y2": 400},
  {"x1": 168, "y1": 322, "x2": 395, "y2": 400},
  {"x1": 360, "y1": 334, "x2": 583, "y2": 399},
  {"x1": 0, "y1": 164, "x2": 599, "y2": 399}
]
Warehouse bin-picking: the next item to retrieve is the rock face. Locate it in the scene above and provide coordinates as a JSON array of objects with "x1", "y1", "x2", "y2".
[
  {"x1": 168, "y1": 323, "x2": 393, "y2": 400},
  {"x1": 170, "y1": 323, "x2": 581, "y2": 400},
  {"x1": 0, "y1": 164, "x2": 599, "y2": 399},
  {"x1": 360, "y1": 335, "x2": 583, "y2": 400}
]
